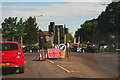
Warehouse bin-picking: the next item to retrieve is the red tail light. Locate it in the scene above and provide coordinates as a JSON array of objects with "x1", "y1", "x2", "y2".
[
  {"x1": 16, "y1": 52, "x2": 22, "y2": 56},
  {"x1": 16, "y1": 52, "x2": 22, "y2": 58}
]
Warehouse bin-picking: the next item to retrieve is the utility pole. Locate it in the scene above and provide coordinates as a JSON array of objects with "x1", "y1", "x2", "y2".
[
  {"x1": 51, "y1": 32, "x2": 54, "y2": 47},
  {"x1": 52, "y1": 35, "x2": 54, "y2": 47},
  {"x1": 21, "y1": 36, "x2": 23, "y2": 50},
  {"x1": 78, "y1": 36, "x2": 80, "y2": 44},
  {"x1": 12, "y1": 36, "x2": 14, "y2": 41},
  {"x1": 64, "y1": 24, "x2": 67, "y2": 45},
  {"x1": 64, "y1": 34, "x2": 66, "y2": 44},
  {"x1": 74, "y1": 37, "x2": 76, "y2": 43},
  {"x1": 64, "y1": 25, "x2": 69, "y2": 58},
  {"x1": 58, "y1": 28, "x2": 60, "y2": 45}
]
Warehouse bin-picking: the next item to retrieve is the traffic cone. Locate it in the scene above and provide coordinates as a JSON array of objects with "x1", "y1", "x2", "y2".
[
  {"x1": 39, "y1": 53, "x2": 43, "y2": 61},
  {"x1": 45, "y1": 53, "x2": 49, "y2": 61}
]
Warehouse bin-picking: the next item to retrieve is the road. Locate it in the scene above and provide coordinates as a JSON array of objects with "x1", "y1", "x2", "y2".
[{"x1": 1, "y1": 51, "x2": 119, "y2": 79}]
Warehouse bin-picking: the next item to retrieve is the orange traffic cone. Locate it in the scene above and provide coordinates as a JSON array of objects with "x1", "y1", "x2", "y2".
[
  {"x1": 39, "y1": 53, "x2": 43, "y2": 61},
  {"x1": 45, "y1": 53, "x2": 49, "y2": 61}
]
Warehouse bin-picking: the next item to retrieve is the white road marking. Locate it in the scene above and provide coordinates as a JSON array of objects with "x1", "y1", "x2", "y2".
[
  {"x1": 57, "y1": 65, "x2": 70, "y2": 73},
  {"x1": 49, "y1": 61, "x2": 54, "y2": 64},
  {"x1": 71, "y1": 71, "x2": 80, "y2": 73}
]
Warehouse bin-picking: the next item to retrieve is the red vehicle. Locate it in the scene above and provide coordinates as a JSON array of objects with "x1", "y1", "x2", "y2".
[
  {"x1": 72, "y1": 43, "x2": 79, "y2": 48},
  {"x1": 0, "y1": 41, "x2": 24, "y2": 73}
]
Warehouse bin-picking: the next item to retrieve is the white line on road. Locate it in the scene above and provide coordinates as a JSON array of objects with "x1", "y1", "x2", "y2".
[
  {"x1": 57, "y1": 65, "x2": 71, "y2": 73},
  {"x1": 49, "y1": 61, "x2": 54, "y2": 64}
]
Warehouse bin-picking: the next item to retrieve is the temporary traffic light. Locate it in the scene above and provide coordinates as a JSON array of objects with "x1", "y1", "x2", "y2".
[
  {"x1": 49, "y1": 22, "x2": 55, "y2": 35},
  {"x1": 65, "y1": 28, "x2": 68, "y2": 34},
  {"x1": 39, "y1": 36, "x2": 45, "y2": 48}
]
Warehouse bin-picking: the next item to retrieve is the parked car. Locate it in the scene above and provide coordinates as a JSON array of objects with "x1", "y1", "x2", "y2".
[
  {"x1": 23, "y1": 46, "x2": 39, "y2": 52},
  {"x1": 0, "y1": 41, "x2": 24, "y2": 73}
]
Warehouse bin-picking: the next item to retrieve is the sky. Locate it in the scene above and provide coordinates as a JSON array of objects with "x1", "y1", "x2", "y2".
[{"x1": 0, "y1": 0, "x2": 113, "y2": 36}]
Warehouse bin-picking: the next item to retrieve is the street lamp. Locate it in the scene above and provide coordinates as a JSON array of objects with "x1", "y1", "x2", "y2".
[
  {"x1": 35, "y1": 15, "x2": 43, "y2": 44},
  {"x1": 21, "y1": 33, "x2": 27, "y2": 50}
]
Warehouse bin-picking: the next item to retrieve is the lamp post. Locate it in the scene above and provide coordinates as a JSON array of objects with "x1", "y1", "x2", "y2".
[
  {"x1": 58, "y1": 28, "x2": 60, "y2": 45},
  {"x1": 51, "y1": 32, "x2": 54, "y2": 47},
  {"x1": 21, "y1": 33, "x2": 27, "y2": 50},
  {"x1": 35, "y1": 15, "x2": 43, "y2": 44}
]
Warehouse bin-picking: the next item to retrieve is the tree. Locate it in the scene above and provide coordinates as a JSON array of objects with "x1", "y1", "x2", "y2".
[
  {"x1": 74, "y1": 1, "x2": 120, "y2": 52},
  {"x1": 75, "y1": 1, "x2": 120, "y2": 45},
  {"x1": 2, "y1": 17, "x2": 26, "y2": 43},
  {"x1": 16, "y1": 18, "x2": 26, "y2": 43},
  {"x1": 23, "y1": 16, "x2": 39, "y2": 45},
  {"x1": 77, "y1": 19, "x2": 98, "y2": 43},
  {"x1": 2, "y1": 17, "x2": 17, "y2": 41},
  {"x1": 96, "y1": 1, "x2": 120, "y2": 44},
  {"x1": 66, "y1": 33, "x2": 74, "y2": 43}
]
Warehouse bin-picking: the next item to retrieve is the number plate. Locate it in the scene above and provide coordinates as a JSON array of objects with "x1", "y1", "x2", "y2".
[{"x1": 0, "y1": 63, "x2": 9, "y2": 66}]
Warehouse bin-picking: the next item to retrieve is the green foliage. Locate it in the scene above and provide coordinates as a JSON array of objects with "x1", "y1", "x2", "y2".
[
  {"x1": 66, "y1": 33, "x2": 74, "y2": 43},
  {"x1": 2, "y1": 17, "x2": 17, "y2": 41},
  {"x1": 16, "y1": 18, "x2": 26, "y2": 42},
  {"x1": 97, "y1": 2, "x2": 119, "y2": 34},
  {"x1": 23, "y1": 16, "x2": 39, "y2": 45},
  {"x1": 2, "y1": 16, "x2": 41, "y2": 46},
  {"x1": 2, "y1": 17, "x2": 26, "y2": 42},
  {"x1": 76, "y1": 19, "x2": 98, "y2": 43},
  {"x1": 75, "y1": 1, "x2": 119, "y2": 46}
]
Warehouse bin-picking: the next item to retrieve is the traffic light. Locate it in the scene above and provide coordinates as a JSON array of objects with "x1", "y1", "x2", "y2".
[
  {"x1": 39, "y1": 36, "x2": 45, "y2": 48},
  {"x1": 49, "y1": 22, "x2": 55, "y2": 36},
  {"x1": 65, "y1": 28, "x2": 68, "y2": 34}
]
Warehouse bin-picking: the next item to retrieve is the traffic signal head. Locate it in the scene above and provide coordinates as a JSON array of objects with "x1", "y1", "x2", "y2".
[
  {"x1": 65, "y1": 28, "x2": 68, "y2": 34},
  {"x1": 39, "y1": 36, "x2": 45, "y2": 48},
  {"x1": 39, "y1": 36, "x2": 44, "y2": 39},
  {"x1": 49, "y1": 25, "x2": 55, "y2": 36}
]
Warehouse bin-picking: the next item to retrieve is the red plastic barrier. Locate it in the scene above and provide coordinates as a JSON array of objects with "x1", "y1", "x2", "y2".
[{"x1": 47, "y1": 49, "x2": 61, "y2": 58}]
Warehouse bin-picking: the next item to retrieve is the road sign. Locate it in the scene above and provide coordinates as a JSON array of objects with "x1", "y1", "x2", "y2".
[
  {"x1": 59, "y1": 44, "x2": 66, "y2": 51},
  {"x1": 59, "y1": 44, "x2": 66, "y2": 58},
  {"x1": 77, "y1": 48, "x2": 82, "y2": 52}
]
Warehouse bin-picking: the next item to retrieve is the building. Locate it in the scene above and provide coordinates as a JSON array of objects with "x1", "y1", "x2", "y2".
[{"x1": 48, "y1": 22, "x2": 66, "y2": 44}]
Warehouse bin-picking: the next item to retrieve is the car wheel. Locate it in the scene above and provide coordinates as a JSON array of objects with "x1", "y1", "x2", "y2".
[{"x1": 19, "y1": 66, "x2": 24, "y2": 73}]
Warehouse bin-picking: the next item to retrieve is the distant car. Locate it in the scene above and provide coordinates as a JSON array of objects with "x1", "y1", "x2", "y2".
[
  {"x1": 0, "y1": 41, "x2": 24, "y2": 73},
  {"x1": 23, "y1": 46, "x2": 39, "y2": 52},
  {"x1": 72, "y1": 43, "x2": 79, "y2": 48},
  {"x1": 23, "y1": 47, "x2": 30, "y2": 52}
]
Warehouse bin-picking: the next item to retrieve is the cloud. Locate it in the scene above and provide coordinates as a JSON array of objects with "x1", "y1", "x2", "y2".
[
  {"x1": 2, "y1": 2, "x2": 107, "y2": 20},
  {"x1": 0, "y1": 3, "x2": 2, "y2": 26},
  {"x1": 1, "y1": 2, "x2": 109, "y2": 35},
  {"x1": 2, "y1": 0, "x2": 112, "y2": 2}
]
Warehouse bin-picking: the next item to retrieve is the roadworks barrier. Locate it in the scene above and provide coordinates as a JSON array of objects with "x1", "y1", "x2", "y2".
[{"x1": 47, "y1": 49, "x2": 61, "y2": 58}]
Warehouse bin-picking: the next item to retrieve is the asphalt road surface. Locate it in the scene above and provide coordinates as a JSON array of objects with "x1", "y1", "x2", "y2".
[{"x1": 1, "y1": 51, "x2": 119, "y2": 79}]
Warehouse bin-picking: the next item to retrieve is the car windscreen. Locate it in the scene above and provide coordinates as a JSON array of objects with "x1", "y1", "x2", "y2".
[{"x1": 0, "y1": 43, "x2": 19, "y2": 51}]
